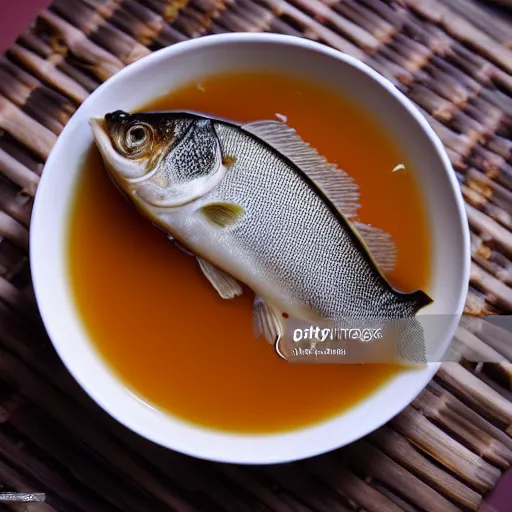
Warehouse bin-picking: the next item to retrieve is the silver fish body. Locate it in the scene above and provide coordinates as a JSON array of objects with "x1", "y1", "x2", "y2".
[{"x1": 90, "y1": 111, "x2": 433, "y2": 363}]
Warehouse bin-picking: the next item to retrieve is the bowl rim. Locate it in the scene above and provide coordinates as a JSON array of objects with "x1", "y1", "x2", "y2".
[{"x1": 29, "y1": 32, "x2": 471, "y2": 464}]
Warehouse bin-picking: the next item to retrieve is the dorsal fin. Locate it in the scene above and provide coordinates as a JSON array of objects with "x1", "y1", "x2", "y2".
[
  {"x1": 352, "y1": 222, "x2": 398, "y2": 273},
  {"x1": 242, "y1": 120, "x2": 360, "y2": 220},
  {"x1": 242, "y1": 120, "x2": 398, "y2": 272}
]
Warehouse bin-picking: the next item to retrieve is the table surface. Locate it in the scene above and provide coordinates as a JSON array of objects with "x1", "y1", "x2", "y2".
[{"x1": 0, "y1": 1, "x2": 511, "y2": 511}]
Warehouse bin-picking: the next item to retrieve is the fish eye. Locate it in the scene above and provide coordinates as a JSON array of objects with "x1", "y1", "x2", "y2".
[
  {"x1": 127, "y1": 125, "x2": 149, "y2": 146},
  {"x1": 128, "y1": 126, "x2": 146, "y2": 144},
  {"x1": 115, "y1": 123, "x2": 154, "y2": 158}
]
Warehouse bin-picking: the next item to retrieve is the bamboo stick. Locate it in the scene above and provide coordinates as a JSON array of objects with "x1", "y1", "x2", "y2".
[
  {"x1": 191, "y1": 0, "x2": 227, "y2": 15},
  {"x1": 407, "y1": 83, "x2": 456, "y2": 122},
  {"x1": 480, "y1": 87, "x2": 512, "y2": 118},
  {"x1": 405, "y1": 0, "x2": 512, "y2": 74},
  {"x1": 8, "y1": 44, "x2": 89, "y2": 104},
  {"x1": 487, "y1": 135, "x2": 512, "y2": 161},
  {"x1": 470, "y1": 262, "x2": 512, "y2": 310},
  {"x1": 469, "y1": 95, "x2": 506, "y2": 129},
  {"x1": 446, "y1": 43, "x2": 494, "y2": 85},
  {"x1": 471, "y1": 250, "x2": 512, "y2": 286},
  {"x1": 390, "y1": 405, "x2": 501, "y2": 492},
  {"x1": 369, "y1": 426, "x2": 482, "y2": 510},
  {"x1": 153, "y1": 24, "x2": 188, "y2": 47},
  {"x1": 215, "y1": 5, "x2": 264, "y2": 32},
  {"x1": 305, "y1": 455, "x2": 403, "y2": 512},
  {"x1": 419, "y1": 65, "x2": 470, "y2": 106},
  {"x1": 0, "y1": 135, "x2": 42, "y2": 176},
  {"x1": 468, "y1": 365, "x2": 512, "y2": 402},
  {"x1": 0, "y1": 57, "x2": 75, "y2": 118},
  {"x1": 448, "y1": 324, "x2": 512, "y2": 366},
  {"x1": 0, "y1": 351, "x2": 198, "y2": 512},
  {"x1": 288, "y1": 0, "x2": 382, "y2": 53},
  {"x1": 451, "y1": 109, "x2": 490, "y2": 144},
  {"x1": 482, "y1": 0, "x2": 512, "y2": 9},
  {"x1": 0, "y1": 149, "x2": 40, "y2": 197},
  {"x1": 414, "y1": 384, "x2": 512, "y2": 467},
  {"x1": 0, "y1": 186, "x2": 33, "y2": 228},
  {"x1": 80, "y1": 0, "x2": 164, "y2": 46},
  {"x1": 0, "y1": 210, "x2": 29, "y2": 252},
  {"x1": 428, "y1": 379, "x2": 512, "y2": 450},
  {"x1": 37, "y1": 10, "x2": 124, "y2": 81},
  {"x1": 0, "y1": 243, "x2": 27, "y2": 283},
  {"x1": 331, "y1": 0, "x2": 397, "y2": 43},
  {"x1": 17, "y1": 31, "x2": 54, "y2": 58},
  {"x1": 443, "y1": 0, "x2": 512, "y2": 48},
  {"x1": 0, "y1": 95, "x2": 57, "y2": 161},
  {"x1": 415, "y1": 105, "x2": 473, "y2": 156},
  {"x1": 268, "y1": 16, "x2": 303, "y2": 37},
  {"x1": 355, "y1": 0, "x2": 409, "y2": 27},
  {"x1": 447, "y1": 146, "x2": 469, "y2": 172},
  {"x1": 464, "y1": 179, "x2": 512, "y2": 230},
  {"x1": 0, "y1": 460, "x2": 55, "y2": 512},
  {"x1": 257, "y1": 0, "x2": 367, "y2": 61},
  {"x1": 97, "y1": 413, "x2": 282, "y2": 512},
  {"x1": 465, "y1": 286, "x2": 497, "y2": 315},
  {"x1": 214, "y1": 464, "x2": 297, "y2": 512},
  {"x1": 466, "y1": 167, "x2": 512, "y2": 215},
  {"x1": 172, "y1": 5, "x2": 215, "y2": 37},
  {"x1": 391, "y1": 32, "x2": 432, "y2": 67},
  {"x1": 436, "y1": 362, "x2": 512, "y2": 427},
  {"x1": 428, "y1": 55, "x2": 482, "y2": 96},
  {"x1": 0, "y1": 276, "x2": 38, "y2": 321},
  {"x1": 55, "y1": 60, "x2": 101, "y2": 94},
  {"x1": 378, "y1": 43, "x2": 424, "y2": 73},
  {"x1": 465, "y1": 202, "x2": 512, "y2": 257},
  {"x1": 342, "y1": 440, "x2": 461, "y2": 511},
  {"x1": 461, "y1": 315, "x2": 512, "y2": 362},
  {"x1": 0, "y1": 426, "x2": 113, "y2": 512},
  {"x1": 255, "y1": 465, "x2": 351, "y2": 512},
  {"x1": 368, "y1": 53, "x2": 414, "y2": 87},
  {"x1": 0, "y1": 68, "x2": 65, "y2": 134},
  {"x1": 51, "y1": 0, "x2": 151, "y2": 64},
  {"x1": 139, "y1": 0, "x2": 189, "y2": 22},
  {"x1": 368, "y1": 482, "x2": 419, "y2": 512},
  {"x1": 403, "y1": 16, "x2": 455, "y2": 54},
  {"x1": 3, "y1": 401, "x2": 196, "y2": 512}
]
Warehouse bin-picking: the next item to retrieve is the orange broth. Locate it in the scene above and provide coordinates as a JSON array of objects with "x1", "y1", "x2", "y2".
[{"x1": 67, "y1": 71, "x2": 431, "y2": 433}]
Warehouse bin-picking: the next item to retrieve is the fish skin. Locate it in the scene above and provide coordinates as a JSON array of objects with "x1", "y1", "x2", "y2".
[{"x1": 90, "y1": 111, "x2": 433, "y2": 364}]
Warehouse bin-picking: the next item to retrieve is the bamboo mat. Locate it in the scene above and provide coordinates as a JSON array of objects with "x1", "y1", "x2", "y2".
[{"x1": 1, "y1": 0, "x2": 512, "y2": 511}]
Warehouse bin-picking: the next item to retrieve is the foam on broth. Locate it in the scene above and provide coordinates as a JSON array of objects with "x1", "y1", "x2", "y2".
[{"x1": 67, "y1": 71, "x2": 431, "y2": 434}]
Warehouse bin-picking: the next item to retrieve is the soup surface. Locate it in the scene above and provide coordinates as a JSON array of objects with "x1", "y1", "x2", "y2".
[{"x1": 67, "y1": 71, "x2": 431, "y2": 433}]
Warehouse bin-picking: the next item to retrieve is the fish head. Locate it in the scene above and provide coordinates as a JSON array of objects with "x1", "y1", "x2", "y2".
[{"x1": 89, "y1": 110, "x2": 226, "y2": 210}]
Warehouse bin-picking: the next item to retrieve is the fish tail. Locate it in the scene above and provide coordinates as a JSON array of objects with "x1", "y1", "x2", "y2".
[
  {"x1": 391, "y1": 316, "x2": 428, "y2": 366},
  {"x1": 379, "y1": 289, "x2": 433, "y2": 366},
  {"x1": 406, "y1": 289, "x2": 434, "y2": 314}
]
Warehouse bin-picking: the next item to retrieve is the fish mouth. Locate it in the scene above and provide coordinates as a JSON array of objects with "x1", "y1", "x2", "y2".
[{"x1": 89, "y1": 117, "x2": 112, "y2": 163}]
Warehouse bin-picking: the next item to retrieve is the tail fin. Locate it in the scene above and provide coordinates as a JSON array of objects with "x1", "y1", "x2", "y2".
[
  {"x1": 390, "y1": 316, "x2": 428, "y2": 366},
  {"x1": 405, "y1": 289, "x2": 434, "y2": 314}
]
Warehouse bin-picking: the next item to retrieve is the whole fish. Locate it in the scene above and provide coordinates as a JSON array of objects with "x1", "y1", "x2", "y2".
[{"x1": 90, "y1": 110, "x2": 433, "y2": 364}]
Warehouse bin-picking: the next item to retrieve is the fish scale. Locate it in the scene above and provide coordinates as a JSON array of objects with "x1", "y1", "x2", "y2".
[
  {"x1": 201, "y1": 121, "x2": 396, "y2": 320},
  {"x1": 90, "y1": 111, "x2": 433, "y2": 363}
]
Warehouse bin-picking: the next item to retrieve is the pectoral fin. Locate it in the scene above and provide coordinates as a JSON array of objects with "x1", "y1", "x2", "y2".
[
  {"x1": 201, "y1": 202, "x2": 245, "y2": 227},
  {"x1": 197, "y1": 258, "x2": 243, "y2": 299},
  {"x1": 253, "y1": 296, "x2": 284, "y2": 345}
]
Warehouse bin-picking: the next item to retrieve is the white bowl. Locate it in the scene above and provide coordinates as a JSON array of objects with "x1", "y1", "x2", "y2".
[{"x1": 30, "y1": 33, "x2": 470, "y2": 464}]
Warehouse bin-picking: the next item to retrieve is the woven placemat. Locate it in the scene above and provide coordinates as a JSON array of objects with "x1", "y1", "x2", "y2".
[{"x1": 1, "y1": 0, "x2": 512, "y2": 511}]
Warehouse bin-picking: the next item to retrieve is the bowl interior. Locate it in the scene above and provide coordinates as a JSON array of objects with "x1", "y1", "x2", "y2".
[{"x1": 30, "y1": 34, "x2": 469, "y2": 464}]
